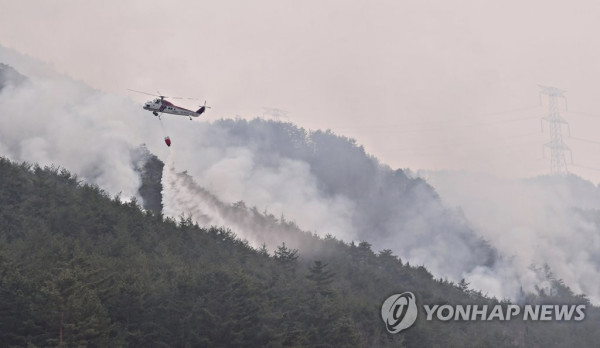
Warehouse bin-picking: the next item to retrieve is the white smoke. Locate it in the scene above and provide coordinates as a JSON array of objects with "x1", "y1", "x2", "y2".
[
  {"x1": 3, "y1": 46, "x2": 599, "y2": 304},
  {"x1": 428, "y1": 171, "x2": 600, "y2": 303},
  {"x1": 0, "y1": 46, "x2": 357, "y2": 244},
  {"x1": 158, "y1": 129, "x2": 357, "y2": 243},
  {"x1": 160, "y1": 151, "x2": 229, "y2": 227},
  {"x1": 0, "y1": 67, "x2": 154, "y2": 199}
]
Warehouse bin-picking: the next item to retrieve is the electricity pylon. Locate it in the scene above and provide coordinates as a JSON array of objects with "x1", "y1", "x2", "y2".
[{"x1": 539, "y1": 85, "x2": 571, "y2": 175}]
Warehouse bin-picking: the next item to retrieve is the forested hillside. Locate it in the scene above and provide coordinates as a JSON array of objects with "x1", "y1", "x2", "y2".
[
  {"x1": 1, "y1": 61, "x2": 574, "y2": 307},
  {"x1": 138, "y1": 118, "x2": 498, "y2": 280},
  {"x1": 1, "y1": 157, "x2": 599, "y2": 347}
]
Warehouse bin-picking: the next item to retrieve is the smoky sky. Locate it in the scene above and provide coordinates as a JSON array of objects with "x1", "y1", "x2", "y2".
[
  {"x1": 2, "y1": 0, "x2": 600, "y2": 182},
  {"x1": 2, "y1": 1, "x2": 600, "y2": 303},
  {"x1": 3, "y1": 45, "x2": 600, "y2": 304}
]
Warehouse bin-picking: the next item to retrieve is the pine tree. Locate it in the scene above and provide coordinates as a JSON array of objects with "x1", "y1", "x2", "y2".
[
  {"x1": 273, "y1": 242, "x2": 298, "y2": 273},
  {"x1": 306, "y1": 261, "x2": 336, "y2": 297}
]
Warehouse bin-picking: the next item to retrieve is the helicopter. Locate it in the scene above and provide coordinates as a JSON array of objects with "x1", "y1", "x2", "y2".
[{"x1": 129, "y1": 89, "x2": 210, "y2": 120}]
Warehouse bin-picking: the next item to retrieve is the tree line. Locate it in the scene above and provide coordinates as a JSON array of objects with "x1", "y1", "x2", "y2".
[{"x1": 0, "y1": 157, "x2": 598, "y2": 347}]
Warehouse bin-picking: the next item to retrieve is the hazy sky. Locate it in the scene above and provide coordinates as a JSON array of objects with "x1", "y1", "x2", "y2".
[{"x1": 2, "y1": 0, "x2": 600, "y2": 182}]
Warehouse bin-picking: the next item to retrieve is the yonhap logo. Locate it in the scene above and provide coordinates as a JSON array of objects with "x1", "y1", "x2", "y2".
[
  {"x1": 381, "y1": 292, "x2": 418, "y2": 334},
  {"x1": 381, "y1": 290, "x2": 586, "y2": 334}
]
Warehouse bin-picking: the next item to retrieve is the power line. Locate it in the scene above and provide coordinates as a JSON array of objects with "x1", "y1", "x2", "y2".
[
  {"x1": 479, "y1": 105, "x2": 543, "y2": 117},
  {"x1": 571, "y1": 163, "x2": 600, "y2": 172},
  {"x1": 331, "y1": 115, "x2": 541, "y2": 136},
  {"x1": 566, "y1": 111, "x2": 600, "y2": 118},
  {"x1": 394, "y1": 137, "x2": 542, "y2": 154},
  {"x1": 330, "y1": 105, "x2": 542, "y2": 132},
  {"x1": 507, "y1": 131, "x2": 542, "y2": 139},
  {"x1": 569, "y1": 136, "x2": 600, "y2": 146},
  {"x1": 468, "y1": 115, "x2": 542, "y2": 127}
]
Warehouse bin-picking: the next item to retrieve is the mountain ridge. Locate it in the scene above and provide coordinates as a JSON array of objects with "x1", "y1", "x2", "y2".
[
  {"x1": 0, "y1": 156, "x2": 598, "y2": 347},
  {"x1": 2, "y1": 59, "x2": 600, "y2": 304}
]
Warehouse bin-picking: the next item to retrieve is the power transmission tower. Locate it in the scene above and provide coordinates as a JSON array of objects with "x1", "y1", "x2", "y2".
[{"x1": 539, "y1": 85, "x2": 571, "y2": 175}]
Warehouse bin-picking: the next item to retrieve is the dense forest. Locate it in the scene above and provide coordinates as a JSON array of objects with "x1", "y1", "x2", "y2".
[
  {"x1": 134, "y1": 117, "x2": 499, "y2": 280},
  {"x1": 1, "y1": 157, "x2": 599, "y2": 347},
  {"x1": 2, "y1": 61, "x2": 600, "y2": 347}
]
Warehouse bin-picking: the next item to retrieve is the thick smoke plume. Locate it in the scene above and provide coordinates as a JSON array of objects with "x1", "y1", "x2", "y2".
[
  {"x1": 2, "y1": 46, "x2": 600, "y2": 304},
  {"x1": 0, "y1": 62, "x2": 151, "y2": 199},
  {"x1": 150, "y1": 119, "x2": 498, "y2": 293},
  {"x1": 428, "y1": 171, "x2": 600, "y2": 302}
]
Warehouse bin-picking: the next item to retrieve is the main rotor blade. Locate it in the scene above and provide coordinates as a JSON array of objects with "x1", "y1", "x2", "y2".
[
  {"x1": 170, "y1": 96, "x2": 200, "y2": 100},
  {"x1": 156, "y1": 91, "x2": 186, "y2": 100},
  {"x1": 129, "y1": 88, "x2": 204, "y2": 101},
  {"x1": 128, "y1": 89, "x2": 161, "y2": 97},
  {"x1": 166, "y1": 96, "x2": 201, "y2": 100}
]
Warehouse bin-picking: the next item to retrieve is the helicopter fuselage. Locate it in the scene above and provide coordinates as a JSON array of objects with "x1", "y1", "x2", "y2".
[{"x1": 143, "y1": 98, "x2": 204, "y2": 118}]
